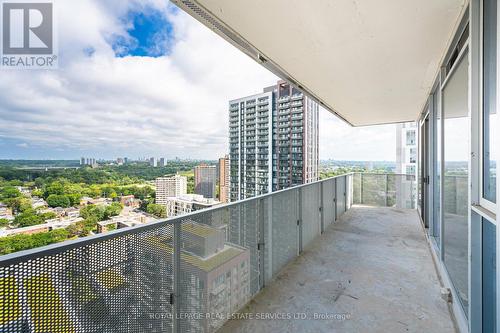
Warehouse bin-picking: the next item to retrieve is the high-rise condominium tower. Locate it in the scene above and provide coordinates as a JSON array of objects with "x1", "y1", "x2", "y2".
[
  {"x1": 396, "y1": 122, "x2": 418, "y2": 208},
  {"x1": 229, "y1": 80, "x2": 319, "y2": 201},
  {"x1": 194, "y1": 164, "x2": 217, "y2": 199},
  {"x1": 155, "y1": 174, "x2": 187, "y2": 206},
  {"x1": 218, "y1": 155, "x2": 230, "y2": 203}
]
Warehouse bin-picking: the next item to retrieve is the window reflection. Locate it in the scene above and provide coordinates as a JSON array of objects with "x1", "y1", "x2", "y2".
[
  {"x1": 483, "y1": 0, "x2": 497, "y2": 204},
  {"x1": 442, "y1": 52, "x2": 469, "y2": 313}
]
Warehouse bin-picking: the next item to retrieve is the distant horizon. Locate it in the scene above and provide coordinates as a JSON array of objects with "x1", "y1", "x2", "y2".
[{"x1": 0, "y1": 158, "x2": 401, "y2": 163}]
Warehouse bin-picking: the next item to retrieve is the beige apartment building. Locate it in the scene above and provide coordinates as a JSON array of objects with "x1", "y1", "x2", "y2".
[
  {"x1": 155, "y1": 174, "x2": 188, "y2": 206},
  {"x1": 218, "y1": 155, "x2": 230, "y2": 203}
]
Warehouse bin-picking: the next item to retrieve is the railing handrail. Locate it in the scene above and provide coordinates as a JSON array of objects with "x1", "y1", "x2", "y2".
[{"x1": 0, "y1": 172, "x2": 413, "y2": 265}]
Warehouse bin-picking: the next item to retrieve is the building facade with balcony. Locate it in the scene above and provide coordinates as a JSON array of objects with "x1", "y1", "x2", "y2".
[
  {"x1": 218, "y1": 155, "x2": 230, "y2": 203},
  {"x1": 396, "y1": 122, "x2": 418, "y2": 208},
  {"x1": 155, "y1": 175, "x2": 188, "y2": 206},
  {"x1": 229, "y1": 80, "x2": 319, "y2": 201},
  {"x1": 194, "y1": 165, "x2": 217, "y2": 199}
]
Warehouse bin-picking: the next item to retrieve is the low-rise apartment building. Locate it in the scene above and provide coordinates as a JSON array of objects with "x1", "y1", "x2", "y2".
[{"x1": 165, "y1": 194, "x2": 219, "y2": 218}]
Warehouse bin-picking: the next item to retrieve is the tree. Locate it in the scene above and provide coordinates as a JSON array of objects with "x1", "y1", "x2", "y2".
[
  {"x1": 39, "y1": 211, "x2": 57, "y2": 221},
  {"x1": 4, "y1": 197, "x2": 31, "y2": 213},
  {"x1": 66, "y1": 193, "x2": 82, "y2": 206},
  {"x1": 104, "y1": 202, "x2": 123, "y2": 219},
  {"x1": 0, "y1": 186, "x2": 22, "y2": 199},
  {"x1": 14, "y1": 210, "x2": 43, "y2": 228},
  {"x1": 80, "y1": 205, "x2": 105, "y2": 221},
  {"x1": 0, "y1": 218, "x2": 9, "y2": 228},
  {"x1": 43, "y1": 181, "x2": 65, "y2": 198},
  {"x1": 187, "y1": 175, "x2": 195, "y2": 194},
  {"x1": 0, "y1": 229, "x2": 70, "y2": 255},
  {"x1": 147, "y1": 203, "x2": 166, "y2": 218},
  {"x1": 46, "y1": 194, "x2": 70, "y2": 208},
  {"x1": 31, "y1": 189, "x2": 44, "y2": 197},
  {"x1": 66, "y1": 220, "x2": 91, "y2": 237}
]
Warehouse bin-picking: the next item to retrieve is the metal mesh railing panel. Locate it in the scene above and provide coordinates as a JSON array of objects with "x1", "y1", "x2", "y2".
[
  {"x1": 0, "y1": 224, "x2": 175, "y2": 333},
  {"x1": 322, "y1": 179, "x2": 336, "y2": 226},
  {"x1": 265, "y1": 189, "x2": 299, "y2": 279},
  {"x1": 177, "y1": 200, "x2": 259, "y2": 333},
  {"x1": 301, "y1": 184, "x2": 321, "y2": 249},
  {"x1": 0, "y1": 173, "x2": 413, "y2": 333},
  {"x1": 336, "y1": 177, "x2": 346, "y2": 218}
]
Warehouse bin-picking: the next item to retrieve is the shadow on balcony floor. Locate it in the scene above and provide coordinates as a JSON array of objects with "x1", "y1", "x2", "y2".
[{"x1": 218, "y1": 205, "x2": 456, "y2": 333}]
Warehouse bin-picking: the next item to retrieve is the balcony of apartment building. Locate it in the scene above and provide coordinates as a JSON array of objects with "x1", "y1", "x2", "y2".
[{"x1": 2, "y1": 1, "x2": 498, "y2": 333}]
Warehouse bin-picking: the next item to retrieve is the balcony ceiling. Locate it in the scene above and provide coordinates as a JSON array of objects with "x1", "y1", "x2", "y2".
[{"x1": 174, "y1": 0, "x2": 467, "y2": 126}]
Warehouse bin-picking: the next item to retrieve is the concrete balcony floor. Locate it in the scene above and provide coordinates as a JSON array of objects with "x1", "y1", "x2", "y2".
[{"x1": 219, "y1": 205, "x2": 457, "y2": 333}]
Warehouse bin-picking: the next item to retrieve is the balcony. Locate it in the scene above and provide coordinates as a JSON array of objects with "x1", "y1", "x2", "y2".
[
  {"x1": 219, "y1": 205, "x2": 453, "y2": 333},
  {"x1": 0, "y1": 173, "x2": 454, "y2": 333}
]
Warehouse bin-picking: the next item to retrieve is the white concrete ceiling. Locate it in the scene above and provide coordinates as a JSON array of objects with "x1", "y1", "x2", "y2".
[{"x1": 174, "y1": 0, "x2": 468, "y2": 126}]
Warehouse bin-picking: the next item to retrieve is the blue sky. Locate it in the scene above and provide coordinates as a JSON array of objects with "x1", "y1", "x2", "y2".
[
  {"x1": 0, "y1": 0, "x2": 397, "y2": 161},
  {"x1": 112, "y1": 8, "x2": 175, "y2": 57}
]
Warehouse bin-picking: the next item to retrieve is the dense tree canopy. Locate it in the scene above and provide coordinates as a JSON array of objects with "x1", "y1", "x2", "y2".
[
  {"x1": 46, "y1": 194, "x2": 71, "y2": 208},
  {"x1": 147, "y1": 203, "x2": 167, "y2": 218}
]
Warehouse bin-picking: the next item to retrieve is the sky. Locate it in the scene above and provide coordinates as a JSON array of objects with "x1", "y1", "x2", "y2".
[{"x1": 0, "y1": 0, "x2": 397, "y2": 161}]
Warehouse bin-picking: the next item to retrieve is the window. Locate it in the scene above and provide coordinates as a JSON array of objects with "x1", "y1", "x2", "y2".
[
  {"x1": 406, "y1": 165, "x2": 415, "y2": 176},
  {"x1": 406, "y1": 130, "x2": 416, "y2": 145},
  {"x1": 409, "y1": 148, "x2": 417, "y2": 164},
  {"x1": 482, "y1": 0, "x2": 497, "y2": 205},
  {"x1": 433, "y1": 88, "x2": 441, "y2": 244},
  {"x1": 482, "y1": 218, "x2": 496, "y2": 333},
  {"x1": 442, "y1": 51, "x2": 469, "y2": 314}
]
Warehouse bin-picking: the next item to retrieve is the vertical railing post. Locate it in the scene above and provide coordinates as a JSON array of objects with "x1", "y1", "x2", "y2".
[
  {"x1": 320, "y1": 181, "x2": 324, "y2": 234},
  {"x1": 411, "y1": 177, "x2": 415, "y2": 209},
  {"x1": 360, "y1": 173, "x2": 364, "y2": 204},
  {"x1": 333, "y1": 178, "x2": 337, "y2": 221},
  {"x1": 344, "y1": 175, "x2": 347, "y2": 213},
  {"x1": 258, "y1": 198, "x2": 266, "y2": 289},
  {"x1": 173, "y1": 222, "x2": 181, "y2": 333},
  {"x1": 298, "y1": 187, "x2": 303, "y2": 254},
  {"x1": 385, "y1": 174, "x2": 389, "y2": 207}
]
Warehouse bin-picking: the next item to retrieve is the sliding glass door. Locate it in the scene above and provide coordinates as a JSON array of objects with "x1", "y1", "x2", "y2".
[{"x1": 442, "y1": 48, "x2": 469, "y2": 314}]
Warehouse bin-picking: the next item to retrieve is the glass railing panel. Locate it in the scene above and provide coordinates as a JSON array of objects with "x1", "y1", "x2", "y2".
[
  {"x1": 360, "y1": 173, "x2": 388, "y2": 206},
  {"x1": 352, "y1": 173, "x2": 415, "y2": 209}
]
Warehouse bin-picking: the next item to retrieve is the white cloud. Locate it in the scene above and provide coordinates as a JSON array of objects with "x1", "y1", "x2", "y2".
[
  {"x1": 0, "y1": 0, "x2": 277, "y2": 159},
  {"x1": 319, "y1": 111, "x2": 396, "y2": 161},
  {"x1": 0, "y1": 0, "x2": 396, "y2": 161}
]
